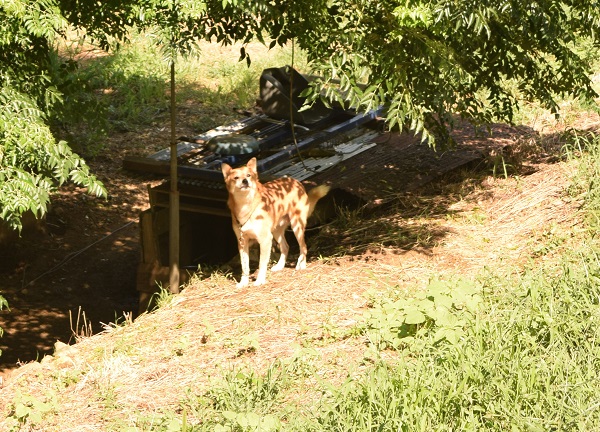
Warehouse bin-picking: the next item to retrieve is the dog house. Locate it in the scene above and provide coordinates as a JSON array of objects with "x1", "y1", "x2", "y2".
[{"x1": 123, "y1": 66, "x2": 384, "y2": 310}]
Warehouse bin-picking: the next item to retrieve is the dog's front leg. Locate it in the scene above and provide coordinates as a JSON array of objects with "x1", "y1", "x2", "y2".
[
  {"x1": 254, "y1": 235, "x2": 273, "y2": 286},
  {"x1": 236, "y1": 241, "x2": 251, "y2": 288}
]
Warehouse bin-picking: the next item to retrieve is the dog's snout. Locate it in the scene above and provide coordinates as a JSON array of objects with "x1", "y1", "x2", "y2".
[{"x1": 242, "y1": 178, "x2": 249, "y2": 186}]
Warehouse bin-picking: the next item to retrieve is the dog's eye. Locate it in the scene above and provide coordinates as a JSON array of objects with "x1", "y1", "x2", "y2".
[
  {"x1": 246, "y1": 174, "x2": 251, "y2": 178},
  {"x1": 234, "y1": 176, "x2": 239, "y2": 180}
]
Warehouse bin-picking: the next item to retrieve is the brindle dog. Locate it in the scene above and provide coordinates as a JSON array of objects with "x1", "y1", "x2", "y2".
[{"x1": 222, "y1": 157, "x2": 330, "y2": 287}]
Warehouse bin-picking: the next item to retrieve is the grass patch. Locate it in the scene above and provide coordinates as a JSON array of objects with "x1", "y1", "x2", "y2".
[
  {"x1": 56, "y1": 32, "x2": 305, "y2": 156},
  {"x1": 308, "y1": 250, "x2": 600, "y2": 431},
  {"x1": 134, "y1": 132, "x2": 600, "y2": 431}
]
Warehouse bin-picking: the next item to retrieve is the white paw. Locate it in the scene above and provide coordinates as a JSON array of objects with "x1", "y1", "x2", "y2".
[
  {"x1": 253, "y1": 277, "x2": 266, "y2": 286},
  {"x1": 295, "y1": 260, "x2": 307, "y2": 270},
  {"x1": 236, "y1": 277, "x2": 249, "y2": 288},
  {"x1": 271, "y1": 262, "x2": 285, "y2": 272}
]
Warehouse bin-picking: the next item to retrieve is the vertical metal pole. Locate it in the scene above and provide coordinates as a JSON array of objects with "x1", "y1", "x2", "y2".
[{"x1": 169, "y1": 59, "x2": 180, "y2": 294}]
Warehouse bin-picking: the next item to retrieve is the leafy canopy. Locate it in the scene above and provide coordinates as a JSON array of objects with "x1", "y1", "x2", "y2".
[
  {"x1": 293, "y1": 0, "x2": 600, "y2": 145},
  {"x1": 1, "y1": 0, "x2": 599, "y2": 230},
  {"x1": 111, "y1": 0, "x2": 600, "y2": 145},
  {"x1": 71, "y1": 0, "x2": 599, "y2": 147},
  {"x1": 1, "y1": 0, "x2": 106, "y2": 231}
]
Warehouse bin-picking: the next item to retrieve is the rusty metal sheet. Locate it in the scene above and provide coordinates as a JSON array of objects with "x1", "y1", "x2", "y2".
[{"x1": 305, "y1": 131, "x2": 484, "y2": 203}]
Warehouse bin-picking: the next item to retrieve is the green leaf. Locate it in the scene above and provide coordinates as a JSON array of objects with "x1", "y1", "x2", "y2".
[
  {"x1": 222, "y1": 410, "x2": 237, "y2": 421},
  {"x1": 434, "y1": 293, "x2": 454, "y2": 310},
  {"x1": 262, "y1": 414, "x2": 281, "y2": 430},
  {"x1": 404, "y1": 307, "x2": 426, "y2": 325},
  {"x1": 0, "y1": 295, "x2": 8, "y2": 311},
  {"x1": 465, "y1": 294, "x2": 483, "y2": 311},
  {"x1": 243, "y1": 411, "x2": 261, "y2": 427},
  {"x1": 430, "y1": 306, "x2": 456, "y2": 327},
  {"x1": 433, "y1": 327, "x2": 461, "y2": 345},
  {"x1": 15, "y1": 403, "x2": 29, "y2": 419},
  {"x1": 427, "y1": 280, "x2": 450, "y2": 298},
  {"x1": 415, "y1": 298, "x2": 435, "y2": 315}
]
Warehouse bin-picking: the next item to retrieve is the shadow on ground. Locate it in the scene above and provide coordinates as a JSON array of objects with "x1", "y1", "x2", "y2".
[
  {"x1": 0, "y1": 105, "x2": 584, "y2": 378},
  {"x1": 0, "y1": 117, "x2": 166, "y2": 374}
]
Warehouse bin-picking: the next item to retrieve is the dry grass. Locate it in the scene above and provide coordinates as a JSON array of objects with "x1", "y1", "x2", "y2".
[{"x1": 0, "y1": 149, "x2": 584, "y2": 429}]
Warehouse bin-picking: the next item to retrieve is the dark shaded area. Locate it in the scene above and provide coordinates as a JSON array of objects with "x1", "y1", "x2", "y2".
[
  {"x1": 0, "y1": 182, "x2": 144, "y2": 373},
  {"x1": 0, "y1": 44, "x2": 249, "y2": 376}
]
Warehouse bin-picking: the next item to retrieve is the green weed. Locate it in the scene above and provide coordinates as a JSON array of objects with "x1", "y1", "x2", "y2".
[
  {"x1": 148, "y1": 285, "x2": 175, "y2": 311},
  {"x1": 89, "y1": 41, "x2": 171, "y2": 129},
  {"x1": 0, "y1": 294, "x2": 7, "y2": 357},
  {"x1": 564, "y1": 131, "x2": 600, "y2": 230},
  {"x1": 301, "y1": 247, "x2": 600, "y2": 431},
  {"x1": 208, "y1": 365, "x2": 285, "y2": 413},
  {"x1": 5, "y1": 391, "x2": 57, "y2": 432},
  {"x1": 360, "y1": 277, "x2": 482, "y2": 350},
  {"x1": 179, "y1": 362, "x2": 290, "y2": 431}
]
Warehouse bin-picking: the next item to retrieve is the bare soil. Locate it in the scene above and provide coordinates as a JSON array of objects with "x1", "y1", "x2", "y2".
[
  {"x1": 0, "y1": 105, "x2": 597, "y2": 429},
  {"x1": 0, "y1": 99, "x2": 597, "y2": 389}
]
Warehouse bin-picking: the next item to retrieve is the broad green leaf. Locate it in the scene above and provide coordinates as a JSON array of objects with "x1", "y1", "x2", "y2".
[
  {"x1": 433, "y1": 327, "x2": 460, "y2": 345},
  {"x1": 404, "y1": 307, "x2": 427, "y2": 325},
  {"x1": 434, "y1": 293, "x2": 454, "y2": 310},
  {"x1": 427, "y1": 280, "x2": 450, "y2": 298}
]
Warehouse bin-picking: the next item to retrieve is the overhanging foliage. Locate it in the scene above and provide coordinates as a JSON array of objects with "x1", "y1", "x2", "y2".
[
  {"x1": 1, "y1": 0, "x2": 599, "y2": 231},
  {"x1": 296, "y1": 0, "x2": 600, "y2": 146},
  {"x1": 1, "y1": 0, "x2": 106, "y2": 232},
  {"x1": 65, "y1": 0, "x2": 600, "y2": 148}
]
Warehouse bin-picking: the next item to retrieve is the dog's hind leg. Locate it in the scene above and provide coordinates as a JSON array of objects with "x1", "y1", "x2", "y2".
[
  {"x1": 291, "y1": 216, "x2": 308, "y2": 270},
  {"x1": 271, "y1": 226, "x2": 289, "y2": 272}
]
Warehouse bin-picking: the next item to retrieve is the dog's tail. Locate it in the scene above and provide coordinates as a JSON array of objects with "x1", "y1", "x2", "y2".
[{"x1": 307, "y1": 184, "x2": 331, "y2": 217}]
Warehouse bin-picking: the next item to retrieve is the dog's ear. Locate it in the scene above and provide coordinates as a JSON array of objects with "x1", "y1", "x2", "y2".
[
  {"x1": 221, "y1": 162, "x2": 232, "y2": 179},
  {"x1": 247, "y1": 157, "x2": 257, "y2": 173}
]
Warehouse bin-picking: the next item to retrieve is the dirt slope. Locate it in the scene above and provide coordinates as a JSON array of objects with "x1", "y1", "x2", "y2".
[
  {"x1": 0, "y1": 154, "x2": 582, "y2": 429},
  {"x1": 0, "y1": 104, "x2": 596, "y2": 429}
]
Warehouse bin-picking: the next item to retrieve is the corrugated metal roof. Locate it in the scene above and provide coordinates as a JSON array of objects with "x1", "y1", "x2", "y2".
[{"x1": 267, "y1": 129, "x2": 380, "y2": 180}]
